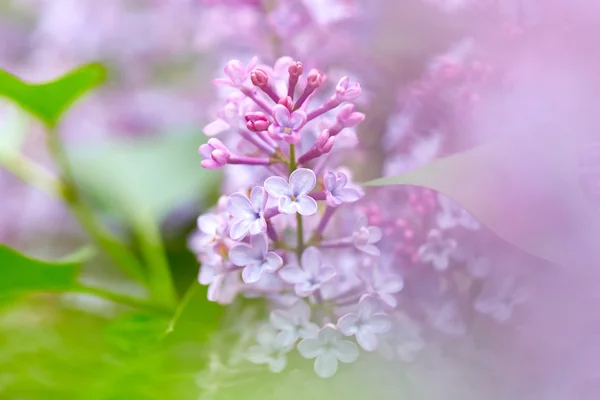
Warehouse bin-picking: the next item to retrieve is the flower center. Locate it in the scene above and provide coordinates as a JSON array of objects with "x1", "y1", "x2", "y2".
[
  {"x1": 290, "y1": 195, "x2": 297, "y2": 201},
  {"x1": 283, "y1": 127, "x2": 292, "y2": 134}
]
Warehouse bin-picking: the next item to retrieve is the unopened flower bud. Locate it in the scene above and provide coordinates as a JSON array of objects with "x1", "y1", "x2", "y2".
[
  {"x1": 306, "y1": 69, "x2": 323, "y2": 89},
  {"x1": 336, "y1": 104, "x2": 365, "y2": 127},
  {"x1": 278, "y1": 96, "x2": 294, "y2": 112},
  {"x1": 288, "y1": 61, "x2": 303, "y2": 78},
  {"x1": 250, "y1": 69, "x2": 269, "y2": 87}
]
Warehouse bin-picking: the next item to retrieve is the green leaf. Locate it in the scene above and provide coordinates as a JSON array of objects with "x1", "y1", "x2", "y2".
[
  {"x1": 366, "y1": 133, "x2": 600, "y2": 267},
  {"x1": 0, "y1": 104, "x2": 29, "y2": 156},
  {"x1": 0, "y1": 245, "x2": 81, "y2": 295},
  {"x1": 0, "y1": 63, "x2": 107, "y2": 127},
  {"x1": 69, "y1": 131, "x2": 221, "y2": 223}
]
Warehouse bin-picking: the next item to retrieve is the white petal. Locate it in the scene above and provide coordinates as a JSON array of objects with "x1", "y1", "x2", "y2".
[
  {"x1": 369, "y1": 314, "x2": 392, "y2": 334},
  {"x1": 358, "y1": 295, "x2": 380, "y2": 318},
  {"x1": 278, "y1": 196, "x2": 297, "y2": 214},
  {"x1": 268, "y1": 356, "x2": 287, "y2": 373},
  {"x1": 246, "y1": 346, "x2": 270, "y2": 364},
  {"x1": 279, "y1": 265, "x2": 306, "y2": 284},
  {"x1": 250, "y1": 186, "x2": 267, "y2": 211},
  {"x1": 228, "y1": 243, "x2": 257, "y2": 267},
  {"x1": 295, "y1": 195, "x2": 318, "y2": 216},
  {"x1": 298, "y1": 338, "x2": 325, "y2": 359},
  {"x1": 299, "y1": 322, "x2": 320, "y2": 339},
  {"x1": 314, "y1": 352, "x2": 339, "y2": 378},
  {"x1": 367, "y1": 226, "x2": 382, "y2": 243},
  {"x1": 356, "y1": 329, "x2": 378, "y2": 352},
  {"x1": 270, "y1": 309, "x2": 292, "y2": 331},
  {"x1": 229, "y1": 218, "x2": 252, "y2": 241},
  {"x1": 250, "y1": 233, "x2": 269, "y2": 256},
  {"x1": 242, "y1": 263, "x2": 264, "y2": 283},
  {"x1": 319, "y1": 325, "x2": 341, "y2": 343},
  {"x1": 264, "y1": 176, "x2": 292, "y2": 198},
  {"x1": 337, "y1": 313, "x2": 359, "y2": 336},
  {"x1": 333, "y1": 340, "x2": 360, "y2": 363},
  {"x1": 264, "y1": 252, "x2": 283, "y2": 273},
  {"x1": 203, "y1": 119, "x2": 230, "y2": 136},
  {"x1": 227, "y1": 193, "x2": 255, "y2": 218},
  {"x1": 289, "y1": 168, "x2": 316, "y2": 196},
  {"x1": 275, "y1": 329, "x2": 298, "y2": 348},
  {"x1": 301, "y1": 247, "x2": 322, "y2": 276},
  {"x1": 248, "y1": 216, "x2": 266, "y2": 236}
]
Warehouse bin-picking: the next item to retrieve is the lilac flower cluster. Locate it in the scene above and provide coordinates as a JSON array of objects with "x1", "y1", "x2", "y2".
[{"x1": 189, "y1": 57, "x2": 417, "y2": 378}]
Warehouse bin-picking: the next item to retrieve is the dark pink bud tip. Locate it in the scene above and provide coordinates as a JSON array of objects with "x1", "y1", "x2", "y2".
[
  {"x1": 278, "y1": 96, "x2": 294, "y2": 111},
  {"x1": 250, "y1": 69, "x2": 269, "y2": 87},
  {"x1": 288, "y1": 61, "x2": 303, "y2": 77},
  {"x1": 244, "y1": 111, "x2": 269, "y2": 122},
  {"x1": 306, "y1": 69, "x2": 323, "y2": 88}
]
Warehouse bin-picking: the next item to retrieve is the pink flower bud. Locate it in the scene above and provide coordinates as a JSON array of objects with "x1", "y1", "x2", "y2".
[
  {"x1": 316, "y1": 129, "x2": 335, "y2": 153},
  {"x1": 306, "y1": 69, "x2": 323, "y2": 89},
  {"x1": 335, "y1": 76, "x2": 361, "y2": 102},
  {"x1": 288, "y1": 61, "x2": 303, "y2": 77},
  {"x1": 250, "y1": 69, "x2": 269, "y2": 87},
  {"x1": 244, "y1": 111, "x2": 270, "y2": 132},
  {"x1": 278, "y1": 96, "x2": 294, "y2": 112},
  {"x1": 336, "y1": 104, "x2": 365, "y2": 127},
  {"x1": 199, "y1": 138, "x2": 231, "y2": 169}
]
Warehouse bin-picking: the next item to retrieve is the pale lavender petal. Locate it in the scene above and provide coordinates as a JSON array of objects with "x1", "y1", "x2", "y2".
[
  {"x1": 358, "y1": 295, "x2": 380, "y2": 318},
  {"x1": 337, "y1": 314, "x2": 359, "y2": 336},
  {"x1": 197, "y1": 214, "x2": 221, "y2": 235},
  {"x1": 335, "y1": 172, "x2": 348, "y2": 189},
  {"x1": 248, "y1": 217, "x2": 266, "y2": 236},
  {"x1": 301, "y1": 247, "x2": 322, "y2": 276},
  {"x1": 378, "y1": 276, "x2": 404, "y2": 294},
  {"x1": 295, "y1": 196, "x2": 318, "y2": 216},
  {"x1": 264, "y1": 176, "x2": 292, "y2": 198},
  {"x1": 256, "y1": 325, "x2": 278, "y2": 346},
  {"x1": 242, "y1": 263, "x2": 265, "y2": 283},
  {"x1": 250, "y1": 186, "x2": 267, "y2": 211},
  {"x1": 198, "y1": 264, "x2": 217, "y2": 285},
  {"x1": 207, "y1": 274, "x2": 224, "y2": 302},
  {"x1": 359, "y1": 244, "x2": 380, "y2": 257},
  {"x1": 203, "y1": 119, "x2": 230, "y2": 136},
  {"x1": 289, "y1": 110, "x2": 307, "y2": 130},
  {"x1": 246, "y1": 346, "x2": 270, "y2": 364},
  {"x1": 278, "y1": 196, "x2": 297, "y2": 214},
  {"x1": 264, "y1": 252, "x2": 283, "y2": 272},
  {"x1": 316, "y1": 267, "x2": 336, "y2": 285},
  {"x1": 336, "y1": 188, "x2": 361, "y2": 203},
  {"x1": 291, "y1": 299, "x2": 311, "y2": 322},
  {"x1": 250, "y1": 233, "x2": 269, "y2": 256},
  {"x1": 212, "y1": 77, "x2": 234, "y2": 87},
  {"x1": 289, "y1": 168, "x2": 316, "y2": 196},
  {"x1": 378, "y1": 293, "x2": 397, "y2": 308},
  {"x1": 314, "y1": 352, "x2": 338, "y2": 378},
  {"x1": 270, "y1": 309, "x2": 291, "y2": 330},
  {"x1": 275, "y1": 330, "x2": 298, "y2": 348},
  {"x1": 268, "y1": 123, "x2": 284, "y2": 138},
  {"x1": 299, "y1": 322, "x2": 320, "y2": 339},
  {"x1": 272, "y1": 104, "x2": 291, "y2": 125},
  {"x1": 333, "y1": 340, "x2": 360, "y2": 363},
  {"x1": 367, "y1": 227, "x2": 382, "y2": 243},
  {"x1": 279, "y1": 265, "x2": 306, "y2": 284},
  {"x1": 230, "y1": 219, "x2": 252, "y2": 240},
  {"x1": 268, "y1": 356, "x2": 287, "y2": 373},
  {"x1": 319, "y1": 325, "x2": 341, "y2": 342},
  {"x1": 298, "y1": 338, "x2": 325, "y2": 358},
  {"x1": 324, "y1": 171, "x2": 337, "y2": 190},
  {"x1": 227, "y1": 193, "x2": 255, "y2": 218},
  {"x1": 356, "y1": 329, "x2": 378, "y2": 352},
  {"x1": 229, "y1": 243, "x2": 258, "y2": 266},
  {"x1": 369, "y1": 314, "x2": 392, "y2": 333}
]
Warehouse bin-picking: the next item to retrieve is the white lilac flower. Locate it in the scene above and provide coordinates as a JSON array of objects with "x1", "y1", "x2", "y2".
[
  {"x1": 395, "y1": 313, "x2": 425, "y2": 362},
  {"x1": 418, "y1": 229, "x2": 457, "y2": 271},
  {"x1": 198, "y1": 252, "x2": 241, "y2": 304},
  {"x1": 352, "y1": 215, "x2": 382, "y2": 256},
  {"x1": 189, "y1": 213, "x2": 226, "y2": 252},
  {"x1": 436, "y1": 194, "x2": 480, "y2": 230},
  {"x1": 227, "y1": 186, "x2": 268, "y2": 240},
  {"x1": 247, "y1": 325, "x2": 293, "y2": 373},
  {"x1": 323, "y1": 171, "x2": 362, "y2": 207},
  {"x1": 229, "y1": 233, "x2": 283, "y2": 283},
  {"x1": 269, "y1": 300, "x2": 319, "y2": 347},
  {"x1": 264, "y1": 168, "x2": 318, "y2": 216},
  {"x1": 474, "y1": 271, "x2": 528, "y2": 323},
  {"x1": 359, "y1": 262, "x2": 404, "y2": 308},
  {"x1": 297, "y1": 324, "x2": 359, "y2": 378},
  {"x1": 337, "y1": 295, "x2": 392, "y2": 351},
  {"x1": 279, "y1": 247, "x2": 336, "y2": 297}
]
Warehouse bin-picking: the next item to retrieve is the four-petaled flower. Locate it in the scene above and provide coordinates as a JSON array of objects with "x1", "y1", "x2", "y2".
[
  {"x1": 279, "y1": 247, "x2": 335, "y2": 297},
  {"x1": 298, "y1": 324, "x2": 359, "y2": 378},
  {"x1": 324, "y1": 171, "x2": 362, "y2": 207},
  {"x1": 213, "y1": 57, "x2": 258, "y2": 88},
  {"x1": 199, "y1": 138, "x2": 231, "y2": 169},
  {"x1": 359, "y1": 262, "x2": 404, "y2": 308},
  {"x1": 335, "y1": 76, "x2": 362, "y2": 102},
  {"x1": 268, "y1": 104, "x2": 307, "y2": 144},
  {"x1": 227, "y1": 186, "x2": 268, "y2": 240},
  {"x1": 418, "y1": 229, "x2": 457, "y2": 271},
  {"x1": 229, "y1": 233, "x2": 283, "y2": 283},
  {"x1": 247, "y1": 324, "x2": 293, "y2": 373},
  {"x1": 264, "y1": 168, "x2": 318, "y2": 215},
  {"x1": 189, "y1": 213, "x2": 226, "y2": 252},
  {"x1": 269, "y1": 300, "x2": 319, "y2": 347},
  {"x1": 352, "y1": 215, "x2": 382, "y2": 256},
  {"x1": 338, "y1": 295, "x2": 392, "y2": 351},
  {"x1": 436, "y1": 194, "x2": 480, "y2": 230}
]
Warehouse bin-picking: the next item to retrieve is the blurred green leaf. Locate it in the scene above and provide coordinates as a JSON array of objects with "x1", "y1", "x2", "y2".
[
  {"x1": 69, "y1": 132, "x2": 221, "y2": 223},
  {"x1": 366, "y1": 133, "x2": 600, "y2": 267},
  {"x1": 0, "y1": 244, "x2": 81, "y2": 295},
  {"x1": 0, "y1": 63, "x2": 107, "y2": 127},
  {"x1": 0, "y1": 104, "x2": 29, "y2": 156}
]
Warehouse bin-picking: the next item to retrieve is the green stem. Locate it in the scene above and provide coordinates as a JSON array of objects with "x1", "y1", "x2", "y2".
[
  {"x1": 289, "y1": 144, "x2": 304, "y2": 261},
  {"x1": 45, "y1": 128, "x2": 146, "y2": 284},
  {"x1": 72, "y1": 285, "x2": 173, "y2": 315},
  {"x1": 0, "y1": 152, "x2": 62, "y2": 198}
]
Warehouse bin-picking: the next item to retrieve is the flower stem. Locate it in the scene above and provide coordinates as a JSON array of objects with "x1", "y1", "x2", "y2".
[
  {"x1": 289, "y1": 144, "x2": 305, "y2": 260},
  {"x1": 72, "y1": 285, "x2": 173, "y2": 315}
]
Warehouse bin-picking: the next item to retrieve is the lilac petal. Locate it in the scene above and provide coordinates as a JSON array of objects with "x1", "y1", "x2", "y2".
[
  {"x1": 229, "y1": 243, "x2": 258, "y2": 266},
  {"x1": 319, "y1": 325, "x2": 341, "y2": 342},
  {"x1": 295, "y1": 196, "x2": 318, "y2": 216},
  {"x1": 256, "y1": 325, "x2": 277, "y2": 346},
  {"x1": 289, "y1": 168, "x2": 316, "y2": 196},
  {"x1": 324, "y1": 171, "x2": 337, "y2": 190},
  {"x1": 326, "y1": 193, "x2": 343, "y2": 207},
  {"x1": 275, "y1": 330, "x2": 298, "y2": 347},
  {"x1": 248, "y1": 217, "x2": 266, "y2": 236},
  {"x1": 367, "y1": 227, "x2": 383, "y2": 243},
  {"x1": 378, "y1": 293, "x2": 398, "y2": 308},
  {"x1": 355, "y1": 215, "x2": 368, "y2": 229},
  {"x1": 242, "y1": 263, "x2": 265, "y2": 283},
  {"x1": 212, "y1": 77, "x2": 234, "y2": 87},
  {"x1": 250, "y1": 186, "x2": 267, "y2": 211},
  {"x1": 207, "y1": 274, "x2": 224, "y2": 302},
  {"x1": 199, "y1": 143, "x2": 214, "y2": 158},
  {"x1": 335, "y1": 172, "x2": 348, "y2": 189},
  {"x1": 369, "y1": 314, "x2": 392, "y2": 333},
  {"x1": 230, "y1": 218, "x2": 252, "y2": 240},
  {"x1": 272, "y1": 104, "x2": 291, "y2": 125},
  {"x1": 227, "y1": 193, "x2": 255, "y2": 218},
  {"x1": 203, "y1": 119, "x2": 230, "y2": 136},
  {"x1": 377, "y1": 276, "x2": 404, "y2": 294},
  {"x1": 268, "y1": 124, "x2": 283, "y2": 139},
  {"x1": 250, "y1": 233, "x2": 269, "y2": 256},
  {"x1": 198, "y1": 264, "x2": 217, "y2": 285},
  {"x1": 264, "y1": 176, "x2": 292, "y2": 198},
  {"x1": 359, "y1": 295, "x2": 380, "y2": 318},
  {"x1": 270, "y1": 310, "x2": 292, "y2": 331},
  {"x1": 289, "y1": 110, "x2": 307, "y2": 130},
  {"x1": 298, "y1": 338, "x2": 325, "y2": 358},
  {"x1": 333, "y1": 340, "x2": 360, "y2": 363},
  {"x1": 295, "y1": 282, "x2": 319, "y2": 297},
  {"x1": 301, "y1": 247, "x2": 322, "y2": 276},
  {"x1": 290, "y1": 299, "x2": 311, "y2": 322},
  {"x1": 247, "y1": 346, "x2": 270, "y2": 364},
  {"x1": 359, "y1": 244, "x2": 380, "y2": 257},
  {"x1": 268, "y1": 357, "x2": 287, "y2": 373},
  {"x1": 299, "y1": 322, "x2": 320, "y2": 339},
  {"x1": 356, "y1": 329, "x2": 378, "y2": 352},
  {"x1": 337, "y1": 188, "x2": 361, "y2": 203},
  {"x1": 314, "y1": 352, "x2": 338, "y2": 378},
  {"x1": 197, "y1": 214, "x2": 220, "y2": 235},
  {"x1": 337, "y1": 313, "x2": 359, "y2": 336},
  {"x1": 264, "y1": 252, "x2": 283, "y2": 272},
  {"x1": 316, "y1": 267, "x2": 336, "y2": 285},
  {"x1": 279, "y1": 265, "x2": 306, "y2": 284},
  {"x1": 278, "y1": 196, "x2": 297, "y2": 214}
]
